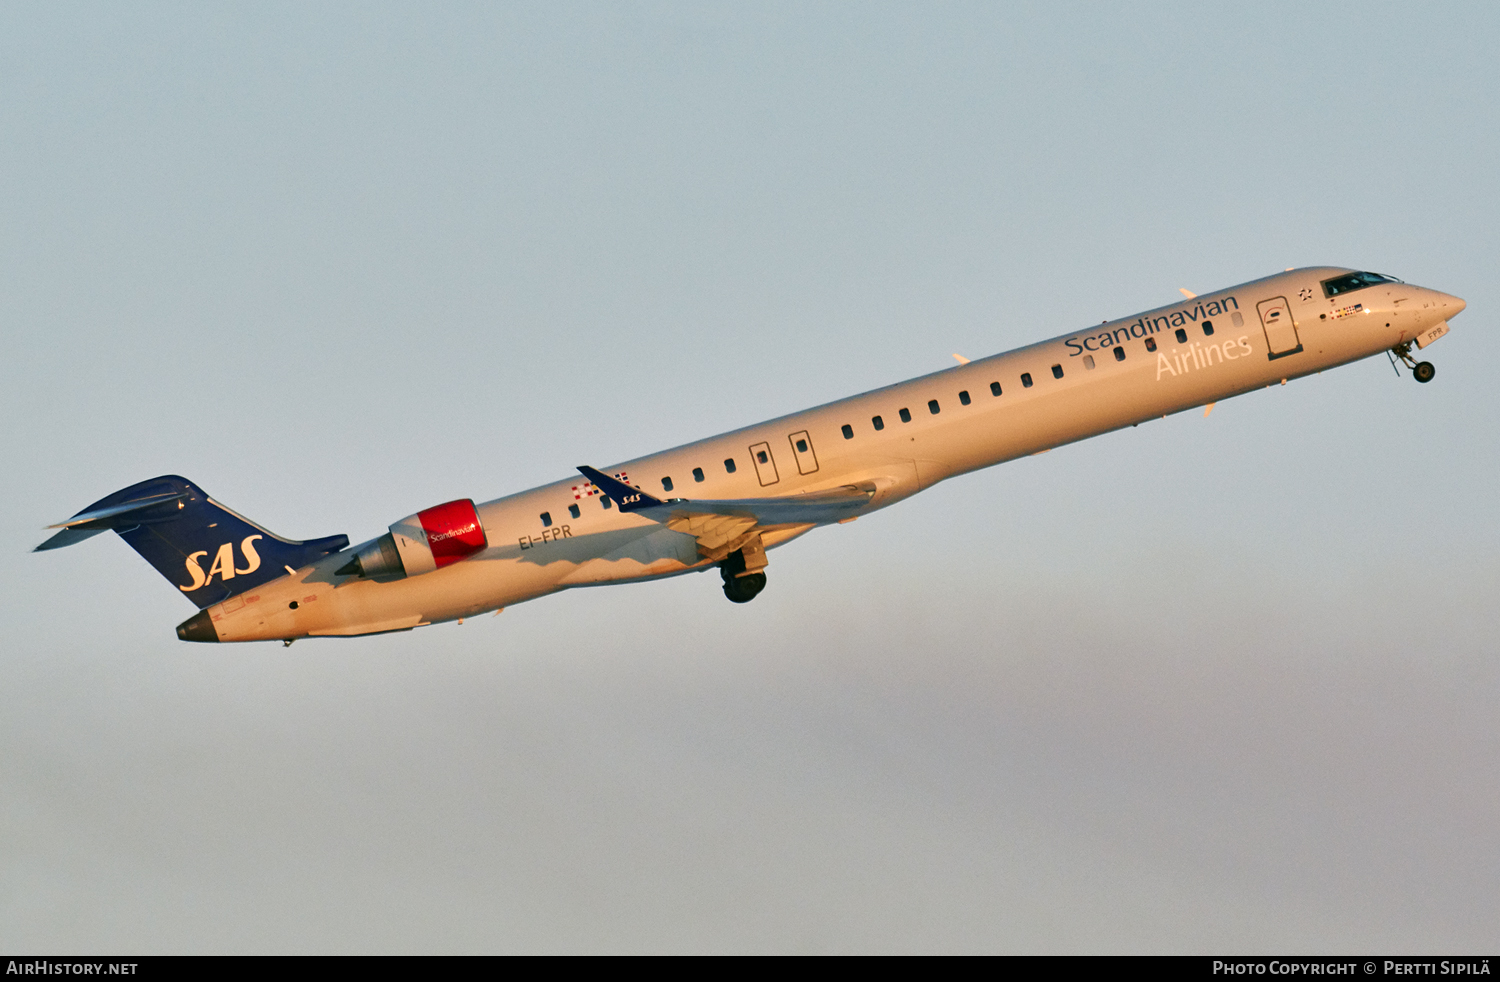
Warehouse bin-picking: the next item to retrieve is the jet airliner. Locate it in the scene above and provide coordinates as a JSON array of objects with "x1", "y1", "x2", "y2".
[{"x1": 36, "y1": 267, "x2": 1465, "y2": 644}]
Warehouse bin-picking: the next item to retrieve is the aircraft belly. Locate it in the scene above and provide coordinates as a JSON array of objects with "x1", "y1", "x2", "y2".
[
  {"x1": 556, "y1": 525, "x2": 700, "y2": 585},
  {"x1": 209, "y1": 549, "x2": 570, "y2": 641},
  {"x1": 840, "y1": 458, "x2": 921, "y2": 508}
]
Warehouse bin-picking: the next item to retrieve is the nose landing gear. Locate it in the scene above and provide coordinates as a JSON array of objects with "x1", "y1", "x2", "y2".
[
  {"x1": 1389, "y1": 342, "x2": 1435, "y2": 384},
  {"x1": 719, "y1": 549, "x2": 767, "y2": 604}
]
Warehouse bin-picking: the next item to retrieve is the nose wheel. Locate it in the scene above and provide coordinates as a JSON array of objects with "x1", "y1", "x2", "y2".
[{"x1": 1389, "y1": 342, "x2": 1436, "y2": 383}]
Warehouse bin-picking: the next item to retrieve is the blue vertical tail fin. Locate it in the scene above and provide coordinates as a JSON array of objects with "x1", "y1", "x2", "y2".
[{"x1": 35, "y1": 475, "x2": 349, "y2": 609}]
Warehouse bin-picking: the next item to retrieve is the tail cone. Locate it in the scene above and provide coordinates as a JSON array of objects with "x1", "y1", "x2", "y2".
[{"x1": 176, "y1": 609, "x2": 219, "y2": 643}]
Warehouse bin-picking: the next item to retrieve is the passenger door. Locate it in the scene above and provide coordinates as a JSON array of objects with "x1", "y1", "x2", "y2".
[{"x1": 1257, "y1": 296, "x2": 1303, "y2": 359}]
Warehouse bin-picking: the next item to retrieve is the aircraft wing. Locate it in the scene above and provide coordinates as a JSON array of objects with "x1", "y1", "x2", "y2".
[
  {"x1": 576, "y1": 465, "x2": 874, "y2": 566},
  {"x1": 576, "y1": 465, "x2": 873, "y2": 524},
  {"x1": 649, "y1": 488, "x2": 874, "y2": 526}
]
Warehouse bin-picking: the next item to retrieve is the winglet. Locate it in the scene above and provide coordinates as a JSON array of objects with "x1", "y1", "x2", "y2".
[{"x1": 576, "y1": 466, "x2": 664, "y2": 513}]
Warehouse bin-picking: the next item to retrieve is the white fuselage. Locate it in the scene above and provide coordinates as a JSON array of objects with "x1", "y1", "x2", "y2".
[{"x1": 206, "y1": 267, "x2": 1464, "y2": 642}]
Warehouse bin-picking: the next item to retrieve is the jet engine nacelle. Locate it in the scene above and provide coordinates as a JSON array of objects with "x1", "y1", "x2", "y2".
[{"x1": 337, "y1": 499, "x2": 488, "y2": 580}]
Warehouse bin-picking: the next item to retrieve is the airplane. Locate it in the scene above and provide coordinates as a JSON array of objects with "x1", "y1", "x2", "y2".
[{"x1": 35, "y1": 266, "x2": 1465, "y2": 645}]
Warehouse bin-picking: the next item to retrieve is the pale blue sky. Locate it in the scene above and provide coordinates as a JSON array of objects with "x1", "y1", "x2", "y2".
[{"x1": 3, "y1": 2, "x2": 1497, "y2": 952}]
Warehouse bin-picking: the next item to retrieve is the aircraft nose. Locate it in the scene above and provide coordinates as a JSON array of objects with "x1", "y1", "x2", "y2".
[{"x1": 1434, "y1": 291, "x2": 1466, "y2": 317}]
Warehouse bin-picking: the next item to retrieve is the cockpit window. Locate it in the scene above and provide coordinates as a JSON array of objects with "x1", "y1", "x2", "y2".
[{"x1": 1322, "y1": 271, "x2": 1402, "y2": 297}]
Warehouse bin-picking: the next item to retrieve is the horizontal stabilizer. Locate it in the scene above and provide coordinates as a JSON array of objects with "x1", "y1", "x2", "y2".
[
  {"x1": 44, "y1": 490, "x2": 191, "y2": 531},
  {"x1": 33, "y1": 527, "x2": 107, "y2": 551}
]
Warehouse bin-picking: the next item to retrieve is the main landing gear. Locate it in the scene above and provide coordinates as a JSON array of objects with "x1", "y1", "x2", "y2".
[
  {"x1": 719, "y1": 548, "x2": 767, "y2": 604},
  {"x1": 1389, "y1": 341, "x2": 1435, "y2": 384}
]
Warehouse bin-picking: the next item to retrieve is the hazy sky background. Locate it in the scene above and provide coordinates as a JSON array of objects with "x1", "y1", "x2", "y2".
[{"x1": 3, "y1": 2, "x2": 1498, "y2": 953}]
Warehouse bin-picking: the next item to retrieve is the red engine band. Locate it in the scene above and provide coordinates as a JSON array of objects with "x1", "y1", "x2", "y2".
[{"x1": 416, "y1": 499, "x2": 487, "y2": 568}]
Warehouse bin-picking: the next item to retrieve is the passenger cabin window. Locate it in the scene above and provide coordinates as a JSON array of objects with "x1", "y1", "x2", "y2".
[
  {"x1": 1203, "y1": 320, "x2": 1214, "y2": 336},
  {"x1": 1113, "y1": 345, "x2": 1126, "y2": 361},
  {"x1": 1051, "y1": 364, "x2": 1064, "y2": 379},
  {"x1": 1175, "y1": 328, "x2": 1188, "y2": 344},
  {"x1": 1231, "y1": 311, "x2": 1244, "y2": 327},
  {"x1": 841, "y1": 423, "x2": 854, "y2": 439},
  {"x1": 872, "y1": 415, "x2": 885, "y2": 431},
  {"x1": 724, "y1": 458, "x2": 737, "y2": 474},
  {"x1": 990, "y1": 381, "x2": 1002, "y2": 397},
  {"x1": 928, "y1": 399, "x2": 940, "y2": 414},
  {"x1": 540, "y1": 512, "x2": 552, "y2": 527},
  {"x1": 1083, "y1": 355, "x2": 1095, "y2": 369},
  {"x1": 1021, "y1": 373, "x2": 1033, "y2": 388},
  {"x1": 899, "y1": 407, "x2": 912, "y2": 423},
  {"x1": 959, "y1": 390, "x2": 970, "y2": 405},
  {"x1": 693, "y1": 467, "x2": 704, "y2": 482},
  {"x1": 568, "y1": 503, "x2": 580, "y2": 519},
  {"x1": 662, "y1": 476, "x2": 673, "y2": 492},
  {"x1": 602, "y1": 497, "x2": 612, "y2": 510},
  {"x1": 1145, "y1": 337, "x2": 1158, "y2": 352},
  {"x1": 1322, "y1": 270, "x2": 1400, "y2": 297}
]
